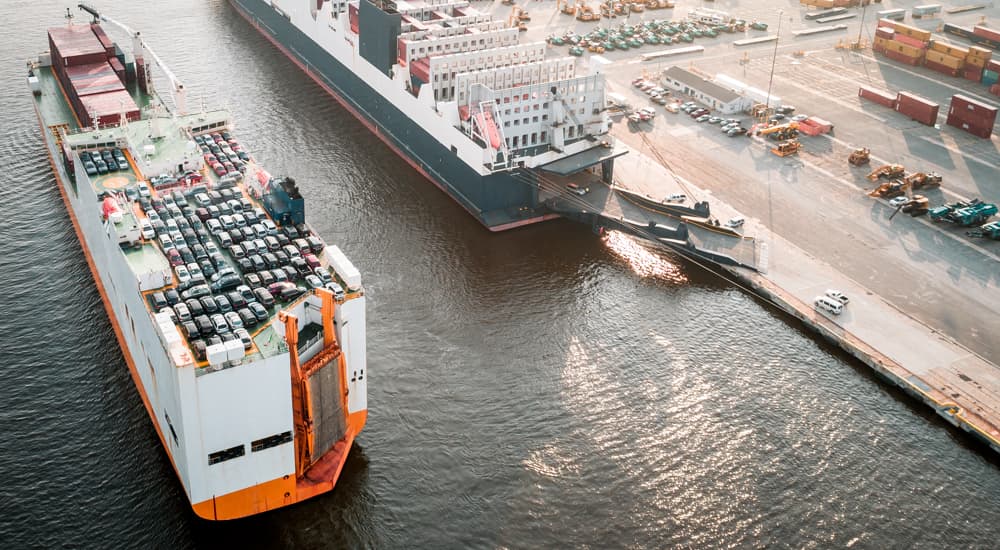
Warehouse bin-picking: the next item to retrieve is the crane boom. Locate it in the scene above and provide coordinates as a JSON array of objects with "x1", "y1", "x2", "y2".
[{"x1": 77, "y1": 3, "x2": 187, "y2": 115}]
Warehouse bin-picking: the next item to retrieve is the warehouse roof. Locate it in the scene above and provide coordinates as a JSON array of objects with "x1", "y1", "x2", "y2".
[{"x1": 663, "y1": 66, "x2": 742, "y2": 104}]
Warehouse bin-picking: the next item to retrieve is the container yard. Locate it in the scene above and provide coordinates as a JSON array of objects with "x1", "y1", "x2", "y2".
[{"x1": 480, "y1": 0, "x2": 1000, "y2": 454}]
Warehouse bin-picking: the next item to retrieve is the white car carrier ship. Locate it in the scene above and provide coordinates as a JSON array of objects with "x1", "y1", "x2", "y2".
[
  {"x1": 229, "y1": 0, "x2": 627, "y2": 231},
  {"x1": 27, "y1": 5, "x2": 367, "y2": 520}
]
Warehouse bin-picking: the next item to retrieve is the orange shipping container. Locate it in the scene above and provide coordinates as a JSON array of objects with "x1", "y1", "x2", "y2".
[
  {"x1": 926, "y1": 49, "x2": 964, "y2": 69},
  {"x1": 889, "y1": 40, "x2": 924, "y2": 59},
  {"x1": 965, "y1": 55, "x2": 987, "y2": 68},
  {"x1": 895, "y1": 23, "x2": 932, "y2": 41},
  {"x1": 968, "y1": 46, "x2": 992, "y2": 59},
  {"x1": 930, "y1": 41, "x2": 969, "y2": 57}
]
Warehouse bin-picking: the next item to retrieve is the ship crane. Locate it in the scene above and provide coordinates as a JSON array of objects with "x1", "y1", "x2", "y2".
[{"x1": 77, "y1": 3, "x2": 188, "y2": 116}]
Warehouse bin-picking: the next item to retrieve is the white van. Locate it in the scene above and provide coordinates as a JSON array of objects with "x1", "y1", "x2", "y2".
[{"x1": 814, "y1": 295, "x2": 843, "y2": 315}]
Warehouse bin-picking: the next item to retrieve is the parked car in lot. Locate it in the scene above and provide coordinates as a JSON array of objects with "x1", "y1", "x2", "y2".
[
  {"x1": 888, "y1": 196, "x2": 909, "y2": 208},
  {"x1": 725, "y1": 216, "x2": 745, "y2": 228},
  {"x1": 825, "y1": 289, "x2": 850, "y2": 304},
  {"x1": 665, "y1": 193, "x2": 687, "y2": 203},
  {"x1": 727, "y1": 127, "x2": 748, "y2": 137},
  {"x1": 566, "y1": 183, "x2": 588, "y2": 196},
  {"x1": 696, "y1": 114, "x2": 711, "y2": 123}
]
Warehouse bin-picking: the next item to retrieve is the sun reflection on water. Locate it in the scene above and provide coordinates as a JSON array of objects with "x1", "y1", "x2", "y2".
[{"x1": 602, "y1": 230, "x2": 688, "y2": 284}]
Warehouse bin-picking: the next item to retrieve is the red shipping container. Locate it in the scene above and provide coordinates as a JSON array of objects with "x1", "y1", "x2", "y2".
[
  {"x1": 859, "y1": 86, "x2": 897, "y2": 108},
  {"x1": 949, "y1": 94, "x2": 998, "y2": 130},
  {"x1": 991, "y1": 83, "x2": 1000, "y2": 97},
  {"x1": 973, "y1": 25, "x2": 1000, "y2": 44},
  {"x1": 109, "y1": 57, "x2": 126, "y2": 81},
  {"x1": 923, "y1": 59, "x2": 960, "y2": 77},
  {"x1": 896, "y1": 91, "x2": 939, "y2": 125},
  {"x1": 78, "y1": 89, "x2": 141, "y2": 128},
  {"x1": 875, "y1": 26, "x2": 895, "y2": 39},
  {"x1": 894, "y1": 34, "x2": 927, "y2": 49},
  {"x1": 946, "y1": 117, "x2": 993, "y2": 138},
  {"x1": 48, "y1": 25, "x2": 106, "y2": 68},
  {"x1": 963, "y1": 67, "x2": 983, "y2": 82},
  {"x1": 884, "y1": 49, "x2": 921, "y2": 66},
  {"x1": 90, "y1": 23, "x2": 115, "y2": 57},
  {"x1": 987, "y1": 59, "x2": 1000, "y2": 73},
  {"x1": 873, "y1": 43, "x2": 886, "y2": 54}
]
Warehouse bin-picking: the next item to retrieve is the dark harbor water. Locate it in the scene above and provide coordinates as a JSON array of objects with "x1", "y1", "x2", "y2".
[{"x1": 1, "y1": 1, "x2": 998, "y2": 548}]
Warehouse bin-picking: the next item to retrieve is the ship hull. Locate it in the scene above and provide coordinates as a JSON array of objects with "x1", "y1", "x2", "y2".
[
  {"x1": 32, "y1": 80, "x2": 361, "y2": 522},
  {"x1": 229, "y1": 0, "x2": 559, "y2": 231}
]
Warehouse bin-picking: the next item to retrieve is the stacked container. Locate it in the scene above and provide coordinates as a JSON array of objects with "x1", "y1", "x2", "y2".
[
  {"x1": 984, "y1": 60, "x2": 1000, "y2": 87},
  {"x1": 962, "y1": 46, "x2": 992, "y2": 82},
  {"x1": 925, "y1": 40, "x2": 968, "y2": 77},
  {"x1": 911, "y1": 4, "x2": 941, "y2": 19},
  {"x1": 895, "y1": 91, "x2": 939, "y2": 125},
  {"x1": 47, "y1": 24, "x2": 139, "y2": 128},
  {"x1": 859, "y1": 86, "x2": 898, "y2": 108},
  {"x1": 874, "y1": 19, "x2": 930, "y2": 65},
  {"x1": 946, "y1": 94, "x2": 998, "y2": 138}
]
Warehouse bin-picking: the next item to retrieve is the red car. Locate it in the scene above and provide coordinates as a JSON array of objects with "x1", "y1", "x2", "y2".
[
  {"x1": 203, "y1": 153, "x2": 217, "y2": 164},
  {"x1": 690, "y1": 109, "x2": 709, "y2": 118},
  {"x1": 302, "y1": 253, "x2": 321, "y2": 269},
  {"x1": 166, "y1": 248, "x2": 183, "y2": 267},
  {"x1": 211, "y1": 163, "x2": 227, "y2": 176}
]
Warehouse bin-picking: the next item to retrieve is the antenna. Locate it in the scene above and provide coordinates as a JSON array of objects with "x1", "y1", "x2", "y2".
[{"x1": 65, "y1": 7, "x2": 74, "y2": 25}]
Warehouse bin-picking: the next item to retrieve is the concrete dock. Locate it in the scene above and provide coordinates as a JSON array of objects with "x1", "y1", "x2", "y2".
[{"x1": 488, "y1": 0, "x2": 1000, "y2": 452}]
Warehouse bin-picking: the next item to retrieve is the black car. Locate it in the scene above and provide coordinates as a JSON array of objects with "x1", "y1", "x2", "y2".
[
  {"x1": 190, "y1": 339, "x2": 207, "y2": 361},
  {"x1": 306, "y1": 236, "x2": 325, "y2": 254},
  {"x1": 228, "y1": 228, "x2": 244, "y2": 244},
  {"x1": 195, "y1": 207, "x2": 211, "y2": 221},
  {"x1": 248, "y1": 254, "x2": 266, "y2": 272},
  {"x1": 181, "y1": 284, "x2": 211, "y2": 300},
  {"x1": 253, "y1": 288, "x2": 275, "y2": 307},
  {"x1": 208, "y1": 190, "x2": 223, "y2": 204},
  {"x1": 276, "y1": 233, "x2": 290, "y2": 247},
  {"x1": 178, "y1": 246, "x2": 195, "y2": 264},
  {"x1": 200, "y1": 296, "x2": 219, "y2": 314},
  {"x1": 278, "y1": 286, "x2": 306, "y2": 301},
  {"x1": 195, "y1": 314, "x2": 214, "y2": 336},
  {"x1": 151, "y1": 291, "x2": 168, "y2": 310},
  {"x1": 237, "y1": 257, "x2": 254, "y2": 274},
  {"x1": 263, "y1": 253, "x2": 279, "y2": 270},
  {"x1": 291, "y1": 257, "x2": 311, "y2": 276},
  {"x1": 199, "y1": 259, "x2": 216, "y2": 279},
  {"x1": 215, "y1": 294, "x2": 233, "y2": 313},
  {"x1": 181, "y1": 321, "x2": 200, "y2": 340},
  {"x1": 248, "y1": 302, "x2": 269, "y2": 322},
  {"x1": 227, "y1": 291, "x2": 248, "y2": 309},
  {"x1": 138, "y1": 197, "x2": 151, "y2": 211},
  {"x1": 283, "y1": 226, "x2": 300, "y2": 240},
  {"x1": 282, "y1": 265, "x2": 299, "y2": 282},
  {"x1": 164, "y1": 288, "x2": 181, "y2": 306},
  {"x1": 258, "y1": 270, "x2": 275, "y2": 287},
  {"x1": 273, "y1": 250, "x2": 289, "y2": 266},
  {"x1": 210, "y1": 273, "x2": 242, "y2": 293},
  {"x1": 295, "y1": 224, "x2": 311, "y2": 237},
  {"x1": 185, "y1": 298, "x2": 205, "y2": 317},
  {"x1": 238, "y1": 308, "x2": 258, "y2": 328}
]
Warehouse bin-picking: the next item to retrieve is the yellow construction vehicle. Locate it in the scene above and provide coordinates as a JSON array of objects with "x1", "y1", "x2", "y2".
[
  {"x1": 848, "y1": 147, "x2": 870, "y2": 166},
  {"x1": 630, "y1": 2, "x2": 645, "y2": 12},
  {"x1": 771, "y1": 140, "x2": 802, "y2": 157},
  {"x1": 577, "y1": 5, "x2": 598, "y2": 20},
  {"x1": 868, "y1": 179, "x2": 909, "y2": 199},
  {"x1": 866, "y1": 164, "x2": 905, "y2": 181},
  {"x1": 559, "y1": 0, "x2": 577, "y2": 15},
  {"x1": 904, "y1": 172, "x2": 942, "y2": 190}
]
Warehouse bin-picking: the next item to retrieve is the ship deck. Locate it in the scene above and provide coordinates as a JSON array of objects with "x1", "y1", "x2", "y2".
[{"x1": 34, "y1": 62, "x2": 355, "y2": 369}]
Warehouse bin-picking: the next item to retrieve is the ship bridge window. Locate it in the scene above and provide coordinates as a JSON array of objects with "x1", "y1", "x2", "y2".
[{"x1": 208, "y1": 444, "x2": 245, "y2": 465}]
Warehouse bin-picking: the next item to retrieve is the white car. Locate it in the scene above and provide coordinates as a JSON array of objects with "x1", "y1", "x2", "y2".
[
  {"x1": 814, "y1": 295, "x2": 843, "y2": 315},
  {"x1": 725, "y1": 216, "x2": 745, "y2": 228},
  {"x1": 888, "y1": 196, "x2": 909, "y2": 208},
  {"x1": 638, "y1": 107, "x2": 657, "y2": 119},
  {"x1": 825, "y1": 289, "x2": 849, "y2": 304},
  {"x1": 174, "y1": 265, "x2": 191, "y2": 287},
  {"x1": 140, "y1": 219, "x2": 155, "y2": 240},
  {"x1": 665, "y1": 193, "x2": 687, "y2": 203}
]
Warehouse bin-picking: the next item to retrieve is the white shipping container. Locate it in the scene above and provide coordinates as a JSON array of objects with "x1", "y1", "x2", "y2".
[
  {"x1": 206, "y1": 343, "x2": 228, "y2": 366},
  {"x1": 224, "y1": 339, "x2": 245, "y2": 362},
  {"x1": 325, "y1": 246, "x2": 362, "y2": 290}
]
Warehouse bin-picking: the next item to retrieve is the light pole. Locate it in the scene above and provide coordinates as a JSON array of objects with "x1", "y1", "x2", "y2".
[{"x1": 764, "y1": 10, "x2": 783, "y2": 116}]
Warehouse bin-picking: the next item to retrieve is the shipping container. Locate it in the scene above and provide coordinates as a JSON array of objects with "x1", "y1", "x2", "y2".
[
  {"x1": 974, "y1": 26, "x2": 1000, "y2": 44},
  {"x1": 962, "y1": 67, "x2": 983, "y2": 82},
  {"x1": 930, "y1": 40, "x2": 969, "y2": 58},
  {"x1": 912, "y1": 4, "x2": 941, "y2": 16},
  {"x1": 895, "y1": 34, "x2": 927, "y2": 49},
  {"x1": 968, "y1": 45, "x2": 992, "y2": 60},
  {"x1": 884, "y1": 49, "x2": 922, "y2": 66},
  {"x1": 896, "y1": 91, "x2": 939, "y2": 125},
  {"x1": 965, "y1": 55, "x2": 987, "y2": 69},
  {"x1": 886, "y1": 40, "x2": 924, "y2": 59},
  {"x1": 949, "y1": 94, "x2": 998, "y2": 129},
  {"x1": 48, "y1": 25, "x2": 107, "y2": 69},
  {"x1": 78, "y1": 89, "x2": 141, "y2": 128},
  {"x1": 923, "y1": 59, "x2": 960, "y2": 77},
  {"x1": 875, "y1": 26, "x2": 895, "y2": 39},
  {"x1": 987, "y1": 59, "x2": 1000, "y2": 73},
  {"x1": 984, "y1": 70, "x2": 1000, "y2": 87},
  {"x1": 925, "y1": 49, "x2": 964, "y2": 69},
  {"x1": 90, "y1": 23, "x2": 115, "y2": 57},
  {"x1": 895, "y1": 22, "x2": 933, "y2": 41},
  {"x1": 877, "y1": 9, "x2": 905, "y2": 21},
  {"x1": 990, "y1": 83, "x2": 1000, "y2": 97},
  {"x1": 946, "y1": 116, "x2": 993, "y2": 138},
  {"x1": 859, "y1": 86, "x2": 898, "y2": 108},
  {"x1": 109, "y1": 57, "x2": 126, "y2": 81}
]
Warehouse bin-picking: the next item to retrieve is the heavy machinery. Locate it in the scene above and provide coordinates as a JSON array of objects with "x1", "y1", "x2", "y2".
[
  {"x1": 904, "y1": 172, "x2": 942, "y2": 190},
  {"x1": 576, "y1": 4, "x2": 598, "y2": 21},
  {"x1": 967, "y1": 221, "x2": 1000, "y2": 240},
  {"x1": 868, "y1": 180, "x2": 908, "y2": 199},
  {"x1": 867, "y1": 164, "x2": 905, "y2": 181},
  {"x1": 557, "y1": 0, "x2": 577, "y2": 14},
  {"x1": 758, "y1": 121, "x2": 799, "y2": 139},
  {"x1": 930, "y1": 199, "x2": 998, "y2": 226},
  {"x1": 848, "y1": 147, "x2": 870, "y2": 166},
  {"x1": 901, "y1": 195, "x2": 930, "y2": 216},
  {"x1": 771, "y1": 140, "x2": 802, "y2": 157}
]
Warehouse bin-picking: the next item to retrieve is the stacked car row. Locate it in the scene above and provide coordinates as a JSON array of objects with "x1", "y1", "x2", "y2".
[
  {"x1": 81, "y1": 148, "x2": 127, "y2": 176},
  {"x1": 196, "y1": 131, "x2": 250, "y2": 178},
  {"x1": 150, "y1": 282, "x2": 268, "y2": 359}
]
